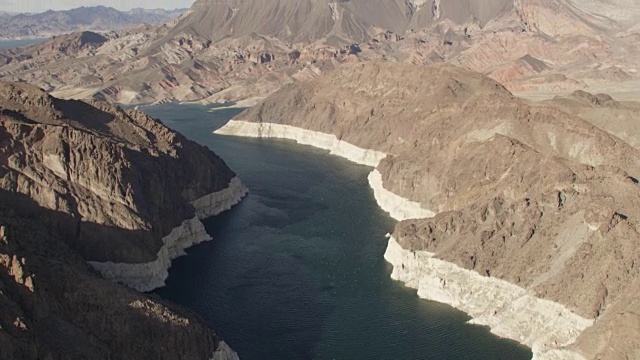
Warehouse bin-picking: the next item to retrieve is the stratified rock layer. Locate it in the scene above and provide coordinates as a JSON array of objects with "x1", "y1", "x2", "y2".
[
  {"x1": 384, "y1": 236, "x2": 592, "y2": 359},
  {"x1": 89, "y1": 177, "x2": 248, "y2": 292}
]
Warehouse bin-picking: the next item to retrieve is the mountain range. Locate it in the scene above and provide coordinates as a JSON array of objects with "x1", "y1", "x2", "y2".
[
  {"x1": 1, "y1": 0, "x2": 639, "y2": 105},
  {"x1": 0, "y1": 6, "x2": 186, "y2": 40}
]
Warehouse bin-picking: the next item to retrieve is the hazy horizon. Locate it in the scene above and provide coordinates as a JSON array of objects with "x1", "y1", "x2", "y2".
[{"x1": 1, "y1": 0, "x2": 195, "y2": 13}]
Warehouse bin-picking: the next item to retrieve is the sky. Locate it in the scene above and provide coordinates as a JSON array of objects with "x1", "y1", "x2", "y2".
[{"x1": 1, "y1": 0, "x2": 195, "y2": 13}]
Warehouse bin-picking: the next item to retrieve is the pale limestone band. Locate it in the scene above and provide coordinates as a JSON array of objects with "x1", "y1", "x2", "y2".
[
  {"x1": 214, "y1": 120, "x2": 386, "y2": 167},
  {"x1": 211, "y1": 341, "x2": 240, "y2": 360},
  {"x1": 88, "y1": 177, "x2": 249, "y2": 292},
  {"x1": 214, "y1": 120, "x2": 592, "y2": 360},
  {"x1": 384, "y1": 236, "x2": 592, "y2": 360}
]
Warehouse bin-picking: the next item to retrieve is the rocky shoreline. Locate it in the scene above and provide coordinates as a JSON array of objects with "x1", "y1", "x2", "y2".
[
  {"x1": 215, "y1": 119, "x2": 593, "y2": 359},
  {"x1": 214, "y1": 120, "x2": 387, "y2": 167},
  {"x1": 0, "y1": 82, "x2": 245, "y2": 359},
  {"x1": 89, "y1": 177, "x2": 248, "y2": 292},
  {"x1": 367, "y1": 169, "x2": 436, "y2": 221},
  {"x1": 384, "y1": 236, "x2": 591, "y2": 360}
]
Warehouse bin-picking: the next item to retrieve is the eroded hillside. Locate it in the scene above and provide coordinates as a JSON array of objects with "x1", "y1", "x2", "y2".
[{"x1": 222, "y1": 61, "x2": 640, "y2": 359}]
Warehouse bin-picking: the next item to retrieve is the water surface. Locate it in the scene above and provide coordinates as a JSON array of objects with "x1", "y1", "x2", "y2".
[
  {"x1": 143, "y1": 104, "x2": 532, "y2": 360},
  {"x1": 0, "y1": 38, "x2": 48, "y2": 49}
]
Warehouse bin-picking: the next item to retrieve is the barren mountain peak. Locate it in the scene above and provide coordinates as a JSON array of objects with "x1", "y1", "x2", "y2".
[{"x1": 182, "y1": 0, "x2": 425, "y2": 43}]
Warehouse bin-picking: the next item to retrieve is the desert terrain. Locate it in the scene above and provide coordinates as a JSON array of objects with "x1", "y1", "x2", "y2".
[{"x1": 1, "y1": 1, "x2": 640, "y2": 359}]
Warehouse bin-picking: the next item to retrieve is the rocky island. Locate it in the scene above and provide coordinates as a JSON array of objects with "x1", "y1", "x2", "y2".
[{"x1": 0, "y1": 82, "x2": 246, "y2": 359}]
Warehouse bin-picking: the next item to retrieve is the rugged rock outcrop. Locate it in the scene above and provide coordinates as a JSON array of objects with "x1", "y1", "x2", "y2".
[
  {"x1": 0, "y1": 82, "x2": 245, "y2": 358},
  {"x1": 0, "y1": 206, "x2": 236, "y2": 360},
  {"x1": 544, "y1": 90, "x2": 640, "y2": 150},
  {"x1": 215, "y1": 61, "x2": 640, "y2": 359}
]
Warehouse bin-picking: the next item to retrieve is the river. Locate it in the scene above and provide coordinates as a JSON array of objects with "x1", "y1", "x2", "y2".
[{"x1": 141, "y1": 103, "x2": 532, "y2": 360}]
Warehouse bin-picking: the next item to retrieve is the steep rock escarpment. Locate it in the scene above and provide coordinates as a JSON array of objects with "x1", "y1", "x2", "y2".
[
  {"x1": 0, "y1": 81, "x2": 245, "y2": 358},
  {"x1": 216, "y1": 61, "x2": 640, "y2": 359},
  {"x1": 234, "y1": 62, "x2": 639, "y2": 208},
  {"x1": 0, "y1": 81, "x2": 246, "y2": 268},
  {"x1": 0, "y1": 205, "x2": 235, "y2": 360}
]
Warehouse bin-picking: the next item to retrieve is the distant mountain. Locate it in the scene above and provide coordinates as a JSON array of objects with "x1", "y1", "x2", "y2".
[
  {"x1": 2, "y1": 0, "x2": 640, "y2": 106},
  {"x1": 0, "y1": 12, "x2": 24, "y2": 20},
  {"x1": 171, "y1": 0, "x2": 513, "y2": 44},
  {"x1": 0, "y1": 6, "x2": 186, "y2": 39}
]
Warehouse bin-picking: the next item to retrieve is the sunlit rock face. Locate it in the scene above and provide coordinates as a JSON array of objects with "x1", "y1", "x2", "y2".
[{"x1": 216, "y1": 60, "x2": 640, "y2": 359}]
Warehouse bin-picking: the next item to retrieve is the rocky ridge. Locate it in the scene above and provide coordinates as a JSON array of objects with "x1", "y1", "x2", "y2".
[
  {"x1": 3, "y1": 0, "x2": 640, "y2": 105},
  {"x1": 215, "y1": 61, "x2": 640, "y2": 359},
  {"x1": 0, "y1": 82, "x2": 246, "y2": 358},
  {"x1": 0, "y1": 6, "x2": 186, "y2": 40}
]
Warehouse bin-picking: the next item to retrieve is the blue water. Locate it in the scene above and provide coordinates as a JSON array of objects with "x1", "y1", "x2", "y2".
[{"x1": 142, "y1": 103, "x2": 532, "y2": 360}]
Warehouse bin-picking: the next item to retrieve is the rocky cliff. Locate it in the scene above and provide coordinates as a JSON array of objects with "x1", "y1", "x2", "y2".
[
  {"x1": 216, "y1": 61, "x2": 640, "y2": 359},
  {"x1": 0, "y1": 82, "x2": 246, "y2": 359},
  {"x1": 0, "y1": 206, "x2": 236, "y2": 360}
]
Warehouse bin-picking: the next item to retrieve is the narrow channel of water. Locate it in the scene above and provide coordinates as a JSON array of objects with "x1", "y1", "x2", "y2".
[{"x1": 143, "y1": 104, "x2": 532, "y2": 360}]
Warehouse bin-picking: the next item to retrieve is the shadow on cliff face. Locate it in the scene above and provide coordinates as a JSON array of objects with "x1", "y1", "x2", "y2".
[
  {"x1": 53, "y1": 97, "x2": 115, "y2": 135},
  {"x1": 0, "y1": 189, "x2": 225, "y2": 360},
  {"x1": 0, "y1": 187, "x2": 166, "y2": 264},
  {"x1": 1, "y1": 115, "x2": 236, "y2": 264}
]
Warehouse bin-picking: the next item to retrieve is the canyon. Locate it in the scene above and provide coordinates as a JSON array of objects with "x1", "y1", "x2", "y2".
[{"x1": 1, "y1": 0, "x2": 640, "y2": 359}]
